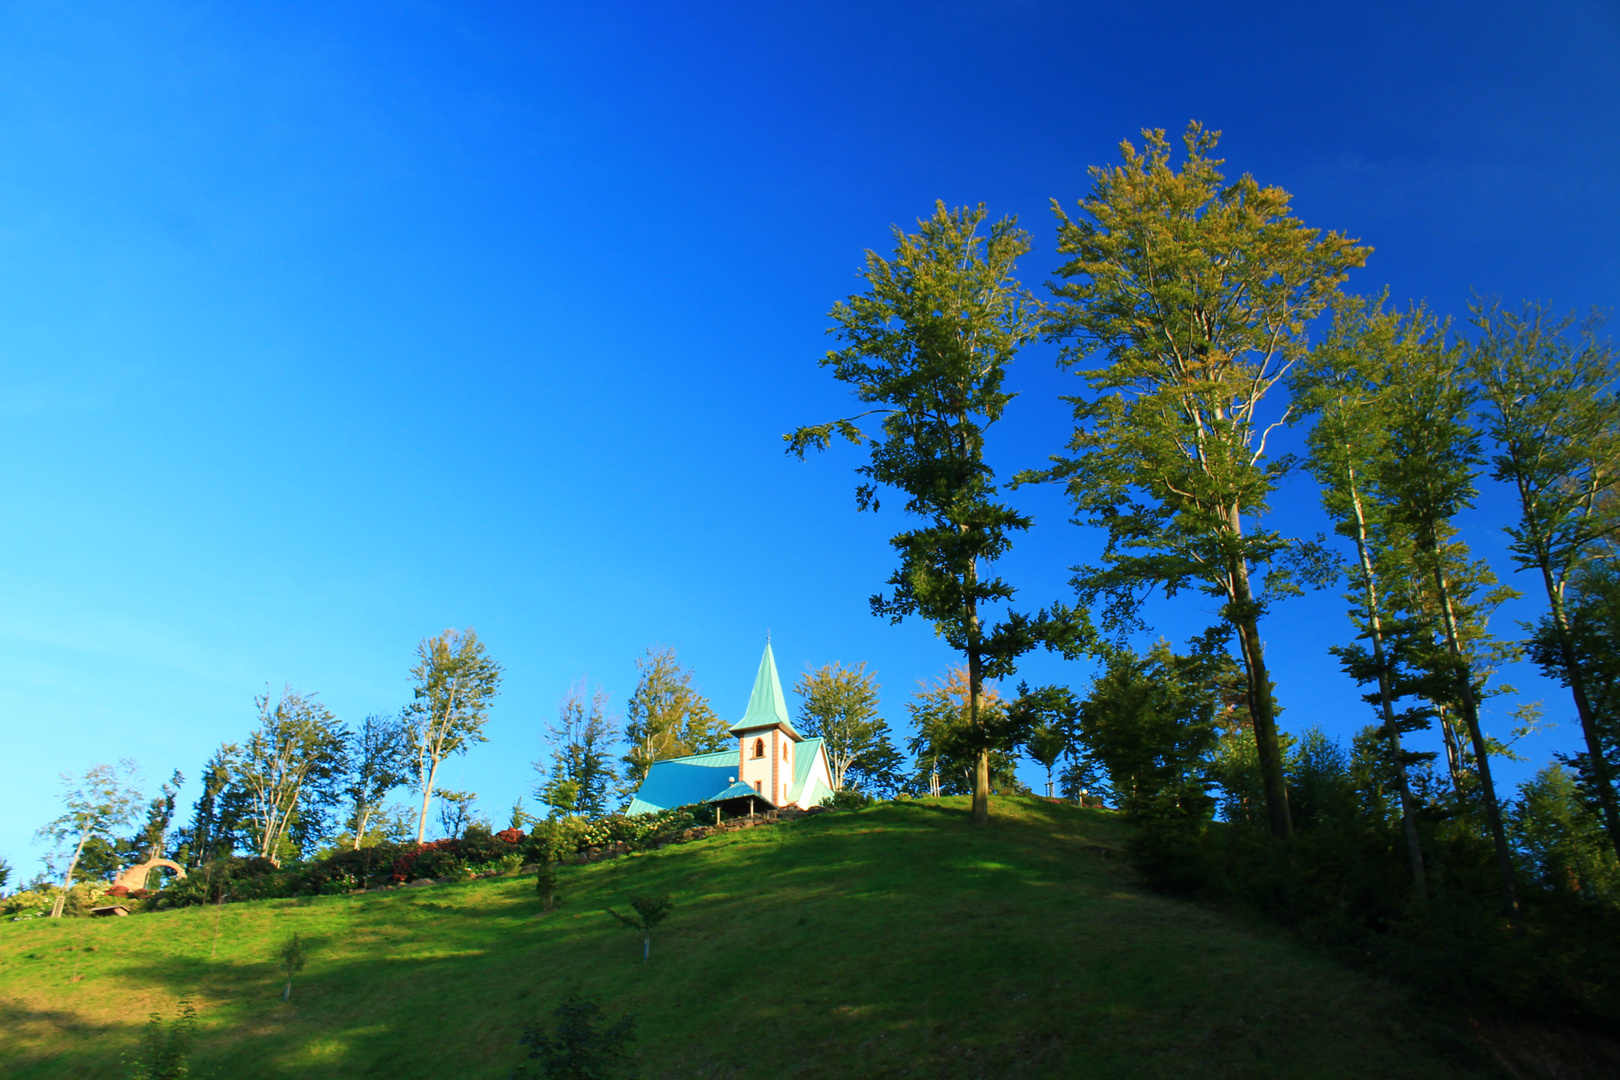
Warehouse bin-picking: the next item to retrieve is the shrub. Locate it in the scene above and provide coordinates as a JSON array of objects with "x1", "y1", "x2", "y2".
[
  {"x1": 825, "y1": 788, "x2": 874, "y2": 811},
  {"x1": 513, "y1": 994, "x2": 637, "y2": 1079},
  {"x1": 124, "y1": 999, "x2": 197, "y2": 1080}
]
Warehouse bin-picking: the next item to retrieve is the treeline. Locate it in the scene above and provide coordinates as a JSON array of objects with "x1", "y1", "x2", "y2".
[{"x1": 787, "y1": 121, "x2": 1620, "y2": 1026}]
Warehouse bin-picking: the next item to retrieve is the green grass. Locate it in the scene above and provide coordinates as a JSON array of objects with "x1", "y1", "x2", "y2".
[{"x1": 0, "y1": 797, "x2": 1493, "y2": 1078}]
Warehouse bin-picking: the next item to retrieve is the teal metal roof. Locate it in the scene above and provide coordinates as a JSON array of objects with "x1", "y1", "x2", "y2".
[
  {"x1": 729, "y1": 641, "x2": 803, "y2": 738},
  {"x1": 707, "y1": 780, "x2": 775, "y2": 806},
  {"x1": 624, "y1": 749, "x2": 735, "y2": 816},
  {"x1": 785, "y1": 737, "x2": 827, "y2": 805}
]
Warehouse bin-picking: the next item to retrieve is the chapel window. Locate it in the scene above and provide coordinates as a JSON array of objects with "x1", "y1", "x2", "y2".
[{"x1": 753, "y1": 738, "x2": 765, "y2": 758}]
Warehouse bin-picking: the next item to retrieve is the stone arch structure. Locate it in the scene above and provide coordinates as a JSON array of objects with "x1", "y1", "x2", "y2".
[{"x1": 112, "y1": 857, "x2": 188, "y2": 893}]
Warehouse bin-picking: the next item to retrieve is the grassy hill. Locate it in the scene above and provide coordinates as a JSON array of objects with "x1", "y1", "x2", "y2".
[{"x1": 0, "y1": 797, "x2": 1495, "y2": 1079}]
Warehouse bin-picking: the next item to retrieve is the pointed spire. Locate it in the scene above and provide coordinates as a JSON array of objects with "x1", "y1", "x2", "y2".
[{"x1": 731, "y1": 640, "x2": 797, "y2": 735}]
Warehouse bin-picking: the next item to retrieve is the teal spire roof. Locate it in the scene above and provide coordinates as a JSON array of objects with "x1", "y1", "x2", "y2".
[{"x1": 729, "y1": 641, "x2": 801, "y2": 738}]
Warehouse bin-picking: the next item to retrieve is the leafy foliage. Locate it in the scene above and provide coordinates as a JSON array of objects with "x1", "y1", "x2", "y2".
[
  {"x1": 789, "y1": 201, "x2": 1045, "y2": 824},
  {"x1": 124, "y1": 999, "x2": 197, "y2": 1080},
  {"x1": 539, "y1": 682, "x2": 618, "y2": 818},
  {"x1": 1032, "y1": 122, "x2": 1367, "y2": 838},
  {"x1": 513, "y1": 995, "x2": 637, "y2": 1080},
  {"x1": 793, "y1": 662, "x2": 903, "y2": 795},
  {"x1": 620, "y1": 647, "x2": 727, "y2": 785},
  {"x1": 407, "y1": 627, "x2": 504, "y2": 845}
]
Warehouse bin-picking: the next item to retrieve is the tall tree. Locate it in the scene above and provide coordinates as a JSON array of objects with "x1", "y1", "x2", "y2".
[
  {"x1": 173, "y1": 745, "x2": 246, "y2": 868},
  {"x1": 537, "y1": 681, "x2": 617, "y2": 818},
  {"x1": 1031, "y1": 123, "x2": 1368, "y2": 839},
  {"x1": 1471, "y1": 298, "x2": 1620, "y2": 859},
  {"x1": 620, "y1": 646, "x2": 727, "y2": 785},
  {"x1": 1293, "y1": 295, "x2": 1438, "y2": 898},
  {"x1": 35, "y1": 760, "x2": 142, "y2": 917},
  {"x1": 1373, "y1": 309, "x2": 1521, "y2": 910},
  {"x1": 237, "y1": 686, "x2": 349, "y2": 865},
  {"x1": 406, "y1": 628, "x2": 504, "y2": 845},
  {"x1": 789, "y1": 201, "x2": 1043, "y2": 825},
  {"x1": 793, "y1": 662, "x2": 903, "y2": 795},
  {"x1": 344, "y1": 713, "x2": 413, "y2": 850}
]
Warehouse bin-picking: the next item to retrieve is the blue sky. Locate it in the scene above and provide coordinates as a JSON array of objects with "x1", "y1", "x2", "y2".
[{"x1": 3, "y1": 1, "x2": 1617, "y2": 880}]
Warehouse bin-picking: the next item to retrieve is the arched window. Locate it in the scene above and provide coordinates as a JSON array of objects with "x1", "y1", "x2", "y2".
[
  {"x1": 753, "y1": 738, "x2": 765, "y2": 758},
  {"x1": 782, "y1": 742, "x2": 790, "y2": 761},
  {"x1": 754, "y1": 779, "x2": 762, "y2": 794}
]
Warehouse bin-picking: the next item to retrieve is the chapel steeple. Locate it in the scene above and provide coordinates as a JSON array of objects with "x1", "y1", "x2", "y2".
[{"x1": 730, "y1": 640, "x2": 801, "y2": 738}]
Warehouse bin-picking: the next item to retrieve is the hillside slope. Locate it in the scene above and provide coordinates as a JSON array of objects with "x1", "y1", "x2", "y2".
[{"x1": 0, "y1": 797, "x2": 1494, "y2": 1078}]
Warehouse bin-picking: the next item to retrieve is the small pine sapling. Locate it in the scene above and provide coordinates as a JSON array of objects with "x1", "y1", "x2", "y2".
[
  {"x1": 278, "y1": 932, "x2": 307, "y2": 1002},
  {"x1": 605, "y1": 894, "x2": 673, "y2": 963},
  {"x1": 513, "y1": 994, "x2": 637, "y2": 1080}
]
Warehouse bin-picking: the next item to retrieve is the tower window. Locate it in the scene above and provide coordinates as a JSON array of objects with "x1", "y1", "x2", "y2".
[{"x1": 753, "y1": 738, "x2": 765, "y2": 758}]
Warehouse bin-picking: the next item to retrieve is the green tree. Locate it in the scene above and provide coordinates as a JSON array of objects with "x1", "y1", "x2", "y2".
[
  {"x1": 435, "y1": 789, "x2": 478, "y2": 839},
  {"x1": 237, "y1": 686, "x2": 349, "y2": 865},
  {"x1": 793, "y1": 662, "x2": 903, "y2": 795},
  {"x1": 120, "y1": 769, "x2": 185, "y2": 876},
  {"x1": 903, "y1": 669, "x2": 1023, "y2": 798},
  {"x1": 1471, "y1": 298, "x2": 1620, "y2": 859},
  {"x1": 125, "y1": 999, "x2": 197, "y2": 1080},
  {"x1": 539, "y1": 681, "x2": 617, "y2": 818},
  {"x1": 1508, "y1": 765, "x2": 1620, "y2": 900},
  {"x1": 1293, "y1": 294, "x2": 1442, "y2": 897},
  {"x1": 1010, "y1": 683, "x2": 1080, "y2": 797},
  {"x1": 1373, "y1": 308, "x2": 1521, "y2": 909},
  {"x1": 343, "y1": 713, "x2": 412, "y2": 850},
  {"x1": 789, "y1": 202, "x2": 1044, "y2": 825},
  {"x1": 406, "y1": 627, "x2": 504, "y2": 845},
  {"x1": 173, "y1": 745, "x2": 244, "y2": 868},
  {"x1": 278, "y1": 932, "x2": 307, "y2": 1001},
  {"x1": 1031, "y1": 123, "x2": 1368, "y2": 839},
  {"x1": 35, "y1": 760, "x2": 143, "y2": 917},
  {"x1": 1076, "y1": 642, "x2": 1222, "y2": 822},
  {"x1": 514, "y1": 995, "x2": 638, "y2": 1080},
  {"x1": 1530, "y1": 560, "x2": 1620, "y2": 825},
  {"x1": 606, "y1": 894, "x2": 673, "y2": 964},
  {"x1": 0, "y1": 854, "x2": 12, "y2": 895},
  {"x1": 620, "y1": 646, "x2": 727, "y2": 785}
]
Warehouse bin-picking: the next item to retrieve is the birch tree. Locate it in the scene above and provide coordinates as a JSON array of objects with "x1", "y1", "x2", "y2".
[
  {"x1": 1470, "y1": 298, "x2": 1620, "y2": 859},
  {"x1": 1029, "y1": 123, "x2": 1368, "y2": 839},
  {"x1": 789, "y1": 201, "x2": 1044, "y2": 825},
  {"x1": 237, "y1": 687, "x2": 348, "y2": 865},
  {"x1": 406, "y1": 628, "x2": 503, "y2": 845},
  {"x1": 35, "y1": 760, "x2": 142, "y2": 917}
]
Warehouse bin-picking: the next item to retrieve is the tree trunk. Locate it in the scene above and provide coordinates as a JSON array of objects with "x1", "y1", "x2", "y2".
[
  {"x1": 353, "y1": 802, "x2": 376, "y2": 851},
  {"x1": 1227, "y1": 545, "x2": 1292, "y2": 839},
  {"x1": 1429, "y1": 562, "x2": 1519, "y2": 913},
  {"x1": 1346, "y1": 470, "x2": 1426, "y2": 899},
  {"x1": 50, "y1": 835, "x2": 89, "y2": 919},
  {"x1": 1542, "y1": 577, "x2": 1620, "y2": 861},
  {"x1": 415, "y1": 758, "x2": 442, "y2": 845},
  {"x1": 965, "y1": 559, "x2": 990, "y2": 826},
  {"x1": 1437, "y1": 704, "x2": 1466, "y2": 796}
]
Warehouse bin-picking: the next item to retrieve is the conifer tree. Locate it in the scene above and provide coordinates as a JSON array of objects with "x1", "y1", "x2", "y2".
[
  {"x1": 789, "y1": 201, "x2": 1044, "y2": 825},
  {"x1": 538, "y1": 681, "x2": 617, "y2": 818},
  {"x1": 1031, "y1": 123, "x2": 1368, "y2": 839}
]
